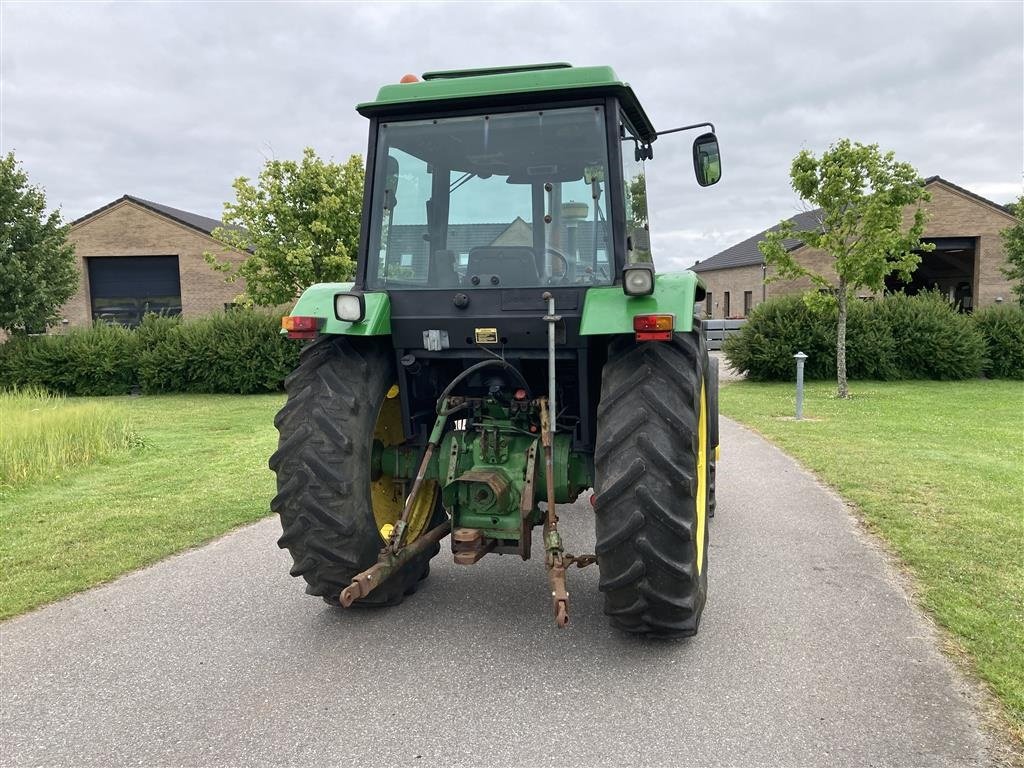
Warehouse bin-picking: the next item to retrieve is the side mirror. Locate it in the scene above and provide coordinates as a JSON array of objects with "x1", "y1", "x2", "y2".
[{"x1": 692, "y1": 133, "x2": 722, "y2": 187}]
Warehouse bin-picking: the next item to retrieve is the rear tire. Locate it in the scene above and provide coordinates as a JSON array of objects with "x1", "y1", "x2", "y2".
[
  {"x1": 594, "y1": 330, "x2": 710, "y2": 638},
  {"x1": 269, "y1": 335, "x2": 441, "y2": 606}
]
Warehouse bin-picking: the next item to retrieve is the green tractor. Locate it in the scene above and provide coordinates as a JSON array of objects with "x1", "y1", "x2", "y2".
[{"x1": 270, "y1": 63, "x2": 722, "y2": 637}]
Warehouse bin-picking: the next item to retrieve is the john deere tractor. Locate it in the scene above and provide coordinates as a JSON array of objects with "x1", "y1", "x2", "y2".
[{"x1": 270, "y1": 63, "x2": 722, "y2": 637}]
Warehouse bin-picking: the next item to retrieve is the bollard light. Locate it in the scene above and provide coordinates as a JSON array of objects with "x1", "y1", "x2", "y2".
[{"x1": 794, "y1": 351, "x2": 807, "y2": 420}]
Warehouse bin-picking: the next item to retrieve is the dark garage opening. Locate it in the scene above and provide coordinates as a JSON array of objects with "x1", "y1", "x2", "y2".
[
  {"x1": 885, "y1": 237, "x2": 976, "y2": 312},
  {"x1": 88, "y1": 256, "x2": 182, "y2": 326}
]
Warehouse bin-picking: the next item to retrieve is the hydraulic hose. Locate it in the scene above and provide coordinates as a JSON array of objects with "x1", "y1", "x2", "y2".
[{"x1": 434, "y1": 358, "x2": 531, "y2": 413}]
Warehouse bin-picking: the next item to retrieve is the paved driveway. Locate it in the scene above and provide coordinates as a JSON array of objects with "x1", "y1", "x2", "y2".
[
  {"x1": 710, "y1": 350, "x2": 745, "y2": 382},
  {"x1": 0, "y1": 419, "x2": 998, "y2": 767}
]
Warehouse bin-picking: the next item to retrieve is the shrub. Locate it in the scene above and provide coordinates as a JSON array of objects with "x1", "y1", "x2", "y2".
[
  {"x1": 725, "y1": 291, "x2": 985, "y2": 381},
  {"x1": 973, "y1": 304, "x2": 1024, "y2": 379},
  {"x1": 723, "y1": 295, "x2": 834, "y2": 380},
  {"x1": 842, "y1": 299, "x2": 900, "y2": 380},
  {"x1": 872, "y1": 291, "x2": 984, "y2": 380},
  {"x1": 135, "y1": 312, "x2": 182, "y2": 351},
  {"x1": 138, "y1": 309, "x2": 299, "y2": 394},
  {"x1": 1, "y1": 310, "x2": 299, "y2": 396},
  {"x1": 0, "y1": 323, "x2": 138, "y2": 395}
]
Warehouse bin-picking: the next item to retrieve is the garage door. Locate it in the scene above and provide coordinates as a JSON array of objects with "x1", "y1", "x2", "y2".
[{"x1": 88, "y1": 256, "x2": 182, "y2": 326}]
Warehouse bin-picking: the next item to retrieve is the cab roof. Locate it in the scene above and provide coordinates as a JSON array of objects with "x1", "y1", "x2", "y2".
[{"x1": 356, "y1": 63, "x2": 657, "y2": 143}]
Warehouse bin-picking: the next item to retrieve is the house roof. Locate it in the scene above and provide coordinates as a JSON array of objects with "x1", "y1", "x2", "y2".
[
  {"x1": 920, "y1": 175, "x2": 1018, "y2": 217},
  {"x1": 691, "y1": 208, "x2": 821, "y2": 273},
  {"x1": 691, "y1": 176, "x2": 1017, "y2": 274},
  {"x1": 72, "y1": 194, "x2": 245, "y2": 239}
]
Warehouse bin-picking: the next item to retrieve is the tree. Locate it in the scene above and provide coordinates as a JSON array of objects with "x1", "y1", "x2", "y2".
[
  {"x1": 999, "y1": 195, "x2": 1024, "y2": 306},
  {"x1": 758, "y1": 139, "x2": 932, "y2": 398},
  {"x1": 624, "y1": 173, "x2": 652, "y2": 263},
  {"x1": 0, "y1": 152, "x2": 78, "y2": 334},
  {"x1": 205, "y1": 148, "x2": 364, "y2": 307}
]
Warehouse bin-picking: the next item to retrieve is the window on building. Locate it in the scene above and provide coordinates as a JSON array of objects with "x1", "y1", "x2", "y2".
[
  {"x1": 88, "y1": 255, "x2": 182, "y2": 327},
  {"x1": 705, "y1": 292, "x2": 713, "y2": 318},
  {"x1": 723, "y1": 291, "x2": 731, "y2": 318},
  {"x1": 743, "y1": 290, "x2": 753, "y2": 317}
]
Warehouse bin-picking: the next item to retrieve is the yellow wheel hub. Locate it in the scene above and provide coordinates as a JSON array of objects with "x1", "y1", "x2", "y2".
[
  {"x1": 696, "y1": 380, "x2": 707, "y2": 575},
  {"x1": 372, "y1": 385, "x2": 438, "y2": 544}
]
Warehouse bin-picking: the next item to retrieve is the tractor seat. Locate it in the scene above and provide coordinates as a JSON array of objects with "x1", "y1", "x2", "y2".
[{"x1": 466, "y1": 246, "x2": 539, "y2": 288}]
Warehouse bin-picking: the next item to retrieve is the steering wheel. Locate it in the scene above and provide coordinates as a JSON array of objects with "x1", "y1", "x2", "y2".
[{"x1": 544, "y1": 246, "x2": 570, "y2": 282}]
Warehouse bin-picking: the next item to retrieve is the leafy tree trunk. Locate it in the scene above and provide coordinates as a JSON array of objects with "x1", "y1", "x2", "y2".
[{"x1": 836, "y1": 278, "x2": 849, "y2": 399}]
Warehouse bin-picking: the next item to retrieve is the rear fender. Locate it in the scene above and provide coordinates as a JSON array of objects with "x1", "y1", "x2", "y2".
[
  {"x1": 580, "y1": 271, "x2": 706, "y2": 335},
  {"x1": 286, "y1": 282, "x2": 391, "y2": 336}
]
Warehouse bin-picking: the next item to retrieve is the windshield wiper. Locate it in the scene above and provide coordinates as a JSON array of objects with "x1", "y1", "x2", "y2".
[{"x1": 449, "y1": 172, "x2": 476, "y2": 194}]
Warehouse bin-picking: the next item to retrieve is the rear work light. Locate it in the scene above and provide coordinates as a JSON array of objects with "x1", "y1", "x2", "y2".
[
  {"x1": 622, "y1": 263, "x2": 655, "y2": 296},
  {"x1": 633, "y1": 313, "x2": 674, "y2": 342},
  {"x1": 334, "y1": 292, "x2": 366, "y2": 323},
  {"x1": 282, "y1": 315, "x2": 321, "y2": 340}
]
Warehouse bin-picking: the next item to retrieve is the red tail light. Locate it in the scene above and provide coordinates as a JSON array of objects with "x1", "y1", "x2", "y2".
[
  {"x1": 633, "y1": 313, "x2": 674, "y2": 341},
  {"x1": 282, "y1": 315, "x2": 321, "y2": 339}
]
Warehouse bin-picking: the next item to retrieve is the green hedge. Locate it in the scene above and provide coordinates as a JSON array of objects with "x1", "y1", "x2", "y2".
[
  {"x1": 718, "y1": 295, "x2": 835, "y2": 381},
  {"x1": 0, "y1": 310, "x2": 300, "y2": 396},
  {"x1": 973, "y1": 304, "x2": 1024, "y2": 379},
  {"x1": 138, "y1": 311, "x2": 300, "y2": 394},
  {"x1": 723, "y1": 292, "x2": 999, "y2": 381},
  {"x1": 872, "y1": 292, "x2": 985, "y2": 380},
  {"x1": 0, "y1": 324, "x2": 138, "y2": 396}
]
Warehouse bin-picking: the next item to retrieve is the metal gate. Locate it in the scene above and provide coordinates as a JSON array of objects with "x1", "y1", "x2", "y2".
[{"x1": 704, "y1": 319, "x2": 746, "y2": 350}]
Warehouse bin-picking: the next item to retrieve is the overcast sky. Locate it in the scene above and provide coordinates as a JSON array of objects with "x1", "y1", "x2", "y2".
[{"x1": 2, "y1": 1, "x2": 1021, "y2": 270}]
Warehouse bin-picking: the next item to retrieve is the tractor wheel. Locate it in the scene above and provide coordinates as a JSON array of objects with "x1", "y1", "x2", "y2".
[
  {"x1": 269, "y1": 335, "x2": 444, "y2": 606},
  {"x1": 594, "y1": 330, "x2": 710, "y2": 638}
]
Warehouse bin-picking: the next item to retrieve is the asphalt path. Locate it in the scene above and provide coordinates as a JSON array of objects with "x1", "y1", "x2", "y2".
[{"x1": 0, "y1": 419, "x2": 999, "y2": 767}]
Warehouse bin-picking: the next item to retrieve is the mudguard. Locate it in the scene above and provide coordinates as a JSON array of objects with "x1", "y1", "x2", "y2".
[
  {"x1": 287, "y1": 282, "x2": 391, "y2": 335},
  {"x1": 580, "y1": 270, "x2": 706, "y2": 335}
]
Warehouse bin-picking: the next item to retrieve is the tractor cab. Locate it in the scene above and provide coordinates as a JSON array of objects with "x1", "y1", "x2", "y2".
[{"x1": 355, "y1": 63, "x2": 719, "y2": 297}]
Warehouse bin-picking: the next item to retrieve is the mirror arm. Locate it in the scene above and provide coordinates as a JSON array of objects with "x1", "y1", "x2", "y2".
[
  {"x1": 655, "y1": 121, "x2": 716, "y2": 138},
  {"x1": 638, "y1": 122, "x2": 716, "y2": 161}
]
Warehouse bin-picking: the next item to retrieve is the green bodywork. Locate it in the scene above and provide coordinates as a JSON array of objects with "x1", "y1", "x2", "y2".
[
  {"x1": 376, "y1": 399, "x2": 592, "y2": 542},
  {"x1": 357, "y1": 63, "x2": 657, "y2": 143},
  {"x1": 288, "y1": 282, "x2": 391, "y2": 335},
  {"x1": 579, "y1": 271, "x2": 705, "y2": 335},
  {"x1": 289, "y1": 271, "x2": 704, "y2": 337}
]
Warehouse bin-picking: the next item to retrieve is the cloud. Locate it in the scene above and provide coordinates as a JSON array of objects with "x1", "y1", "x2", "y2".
[{"x1": 2, "y1": 0, "x2": 1021, "y2": 262}]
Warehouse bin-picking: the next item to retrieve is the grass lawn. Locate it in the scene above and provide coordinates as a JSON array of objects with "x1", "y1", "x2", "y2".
[
  {"x1": 720, "y1": 379, "x2": 1024, "y2": 736},
  {"x1": 0, "y1": 393, "x2": 284, "y2": 620},
  {"x1": 1, "y1": 388, "x2": 141, "y2": 488}
]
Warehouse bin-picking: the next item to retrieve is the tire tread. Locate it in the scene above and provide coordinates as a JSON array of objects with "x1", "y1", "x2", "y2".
[
  {"x1": 270, "y1": 335, "x2": 439, "y2": 607},
  {"x1": 593, "y1": 331, "x2": 709, "y2": 637}
]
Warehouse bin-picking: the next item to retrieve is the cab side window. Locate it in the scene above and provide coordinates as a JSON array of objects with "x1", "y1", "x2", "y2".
[{"x1": 621, "y1": 119, "x2": 652, "y2": 264}]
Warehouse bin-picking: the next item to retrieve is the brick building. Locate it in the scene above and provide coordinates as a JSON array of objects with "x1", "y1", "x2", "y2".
[
  {"x1": 692, "y1": 177, "x2": 1018, "y2": 319},
  {"x1": 60, "y1": 196, "x2": 247, "y2": 328}
]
